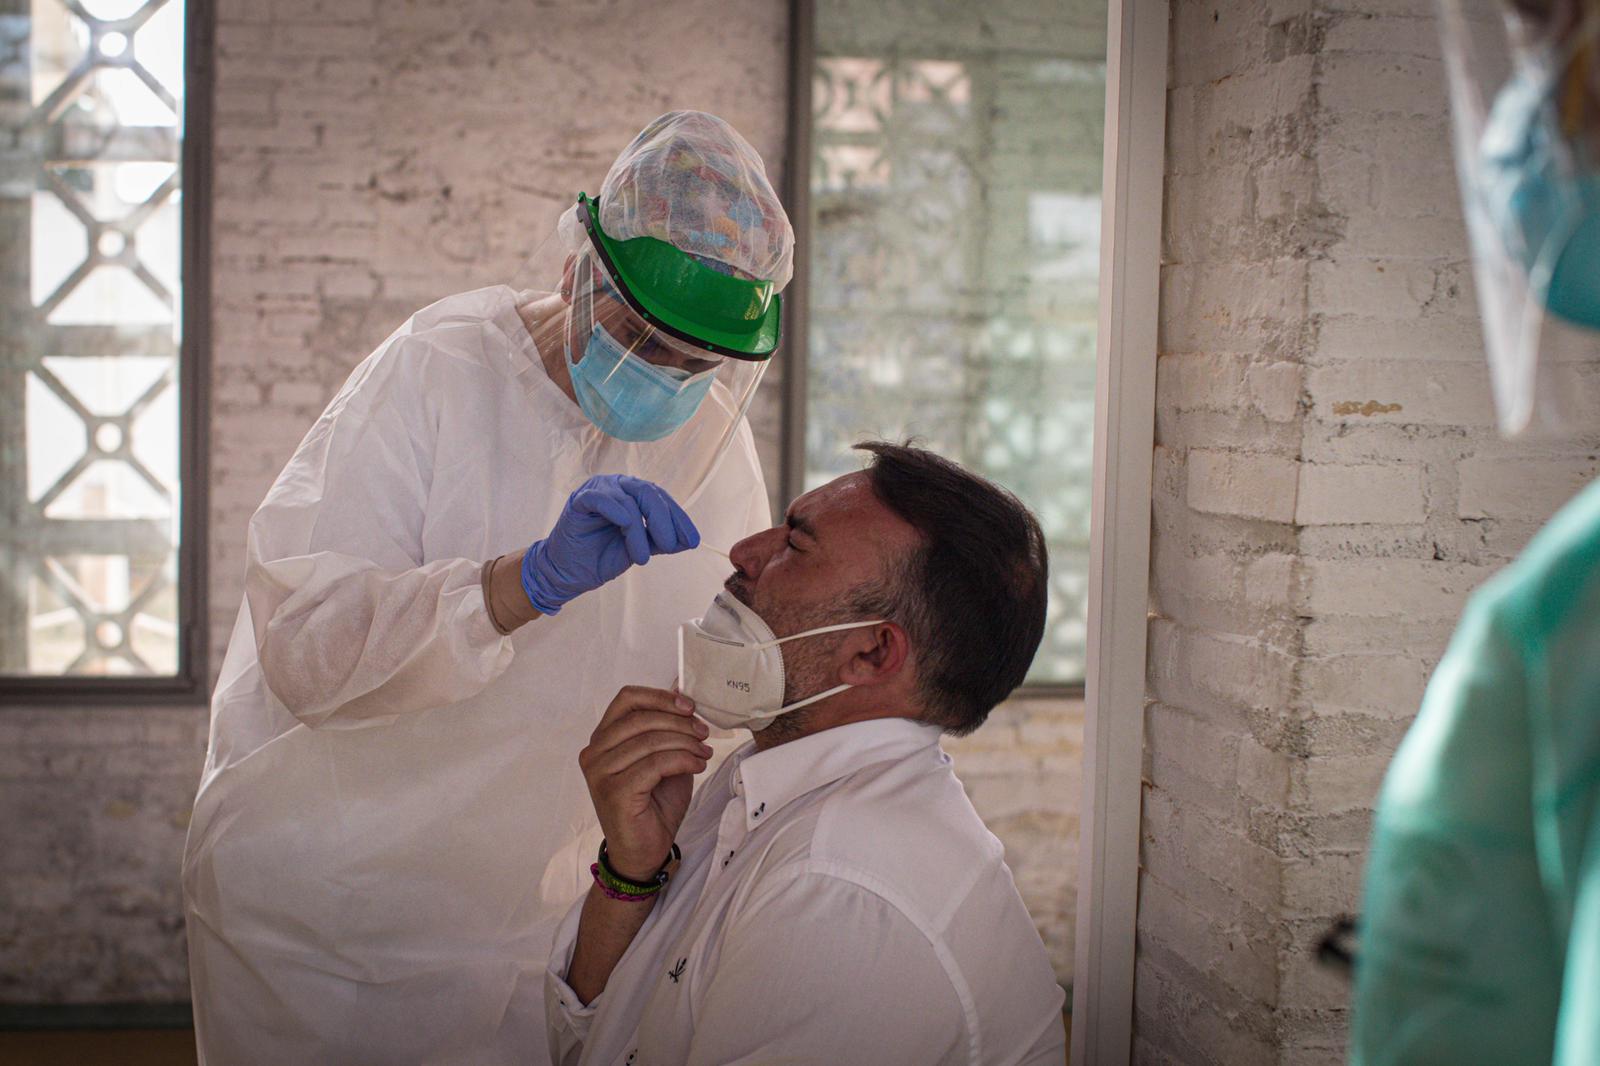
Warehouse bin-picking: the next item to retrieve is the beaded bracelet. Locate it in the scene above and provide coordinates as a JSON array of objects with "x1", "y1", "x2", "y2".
[
  {"x1": 590, "y1": 863, "x2": 658, "y2": 902},
  {"x1": 591, "y1": 841, "x2": 680, "y2": 902}
]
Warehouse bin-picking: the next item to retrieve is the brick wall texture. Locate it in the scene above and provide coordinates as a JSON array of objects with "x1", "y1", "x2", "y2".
[
  {"x1": 2, "y1": 0, "x2": 1083, "y2": 1005},
  {"x1": 1138, "y1": 0, "x2": 1600, "y2": 1062}
]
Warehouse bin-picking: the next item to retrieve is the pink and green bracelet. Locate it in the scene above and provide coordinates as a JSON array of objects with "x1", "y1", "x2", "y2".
[{"x1": 591, "y1": 841, "x2": 681, "y2": 902}]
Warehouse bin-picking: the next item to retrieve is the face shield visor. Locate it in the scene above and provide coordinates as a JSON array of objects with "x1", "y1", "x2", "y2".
[
  {"x1": 1440, "y1": 0, "x2": 1600, "y2": 436},
  {"x1": 565, "y1": 249, "x2": 734, "y2": 443},
  {"x1": 512, "y1": 194, "x2": 779, "y2": 504}
]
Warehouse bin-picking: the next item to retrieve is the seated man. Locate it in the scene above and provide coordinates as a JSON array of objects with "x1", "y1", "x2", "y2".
[{"x1": 545, "y1": 442, "x2": 1067, "y2": 1066}]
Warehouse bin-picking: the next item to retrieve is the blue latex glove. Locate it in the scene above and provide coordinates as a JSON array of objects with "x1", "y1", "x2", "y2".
[{"x1": 521, "y1": 475, "x2": 700, "y2": 615}]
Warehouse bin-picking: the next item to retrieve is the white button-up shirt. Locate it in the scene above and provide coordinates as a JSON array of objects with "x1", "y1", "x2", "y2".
[{"x1": 545, "y1": 718, "x2": 1066, "y2": 1066}]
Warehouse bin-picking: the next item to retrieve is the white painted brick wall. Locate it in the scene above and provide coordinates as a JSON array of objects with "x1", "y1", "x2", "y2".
[
  {"x1": 1142, "y1": 0, "x2": 1600, "y2": 1062},
  {"x1": 1187, "y1": 449, "x2": 1302, "y2": 523},
  {"x1": 1458, "y1": 455, "x2": 1600, "y2": 519},
  {"x1": 1294, "y1": 462, "x2": 1426, "y2": 525},
  {"x1": 1299, "y1": 557, "x2": 1500, "y2": 619}
]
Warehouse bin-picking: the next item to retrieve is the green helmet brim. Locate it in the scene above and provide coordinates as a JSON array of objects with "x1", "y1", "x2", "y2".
[{"x1": 575, "y1": 194, "x2": 781, "y2": 360}]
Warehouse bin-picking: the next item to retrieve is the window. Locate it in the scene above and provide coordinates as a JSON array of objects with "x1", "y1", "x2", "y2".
[
  {"x1": 1, "y1": 0, "x2": 208, "y2": 695},
  {"x1": 788, "y1": 0, "x2": 1106, "y2": 686}
]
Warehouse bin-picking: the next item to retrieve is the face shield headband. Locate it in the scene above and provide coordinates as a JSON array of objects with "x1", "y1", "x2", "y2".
[{"x1": 573, "y1": 193, "x2": 781, "y2": 361}]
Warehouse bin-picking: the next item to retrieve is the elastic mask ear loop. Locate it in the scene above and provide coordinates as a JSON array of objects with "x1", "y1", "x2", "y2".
[
  {"x1": 741, "y1": 679, "x2": 863, "y2": 731},
  {"x1": 775, "y1": 682, "x2": 855, "y2": 715},
  {"x1": 750, "y1": 618, "x2": 889, "y2": 724},
  {"x1": 750, "y1": 618, "x2": 887, "y2": 652}
]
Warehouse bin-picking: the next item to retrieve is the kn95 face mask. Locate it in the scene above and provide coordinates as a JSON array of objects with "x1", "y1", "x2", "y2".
[{"x1": 677, "y1": 590, "x2": 883, "y2": 732}]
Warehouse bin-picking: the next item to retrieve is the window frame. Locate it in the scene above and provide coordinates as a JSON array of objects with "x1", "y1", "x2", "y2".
[
  {"x1": 1071, "y1": 0, "x2": 1166, "y2": 1059},
  {"x1": 0, "y1": 0, "x2": 213, "y2": 705},
  {"x1": 780, "y1": 0, "x2": 1087, "y2": 699}
]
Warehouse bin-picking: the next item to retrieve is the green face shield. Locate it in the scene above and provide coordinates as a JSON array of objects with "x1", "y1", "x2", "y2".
[
  {"x1": 572, "y1": 192, "x2": 782, "y2": 360},
  {"x1": 508, "y1": 196, "x2": 778, "y2": 507}
]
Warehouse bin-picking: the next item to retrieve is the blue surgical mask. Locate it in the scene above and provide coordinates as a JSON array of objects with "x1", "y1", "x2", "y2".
[
  {"x1": 1477, "y1": 54, "x2": 1600, "y2": 329},
  {"x1": 564, "y1": 320, "x2": 716, "y2": 442}
]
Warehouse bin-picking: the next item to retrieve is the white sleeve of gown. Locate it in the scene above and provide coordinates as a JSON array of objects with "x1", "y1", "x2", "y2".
[{"x1": 243, "y1": 335, "x2": 515, "y2": 727}]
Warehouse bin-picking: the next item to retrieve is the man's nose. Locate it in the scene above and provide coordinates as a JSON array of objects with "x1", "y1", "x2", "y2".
[{"x1": 729, "y1": 526, "x2": 786, "y2": 582}]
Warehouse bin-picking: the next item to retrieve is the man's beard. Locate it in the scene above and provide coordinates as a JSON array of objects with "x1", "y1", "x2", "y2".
[
  {"x1": 724, "y1": 571, "x2": 754, "y2": 607},
  {"x1": 757, "y1": 626, "x2": 847, "y2": 747},
  {"x1": 753, "y1": 701, "x2": 817, "y2": 747},
  {"x1": 723, "y1": 572, "x2": 832, "y2": 654},
  {"x1": 715, "y1": 588, "x2": 848, "y2": 749},
  {"x1": 721, "y1": 573, "x2": 885, "y2": 748}
]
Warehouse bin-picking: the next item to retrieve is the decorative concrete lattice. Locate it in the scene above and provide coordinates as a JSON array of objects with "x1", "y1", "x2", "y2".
[{"x1": 804, "y1": 10, "x2": 1104, "y2": 684}]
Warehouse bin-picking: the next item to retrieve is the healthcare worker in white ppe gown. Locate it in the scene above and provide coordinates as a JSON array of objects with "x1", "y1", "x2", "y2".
[{"x1": 181, "y1": 111, "x2": 793, "y2": 1066}]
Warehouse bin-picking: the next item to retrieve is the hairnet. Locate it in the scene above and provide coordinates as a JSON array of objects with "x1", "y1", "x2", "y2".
[{"x1": 597, "y1": 111, "x2": 794, "y2": 291}]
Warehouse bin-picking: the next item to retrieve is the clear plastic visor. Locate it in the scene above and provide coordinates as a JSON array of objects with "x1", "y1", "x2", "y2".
[
  {"x1": 509, "y1": 204, "x2": 771, "y2": 506},
  {"x1": 570, "y1": 249, "x2": 728, "y2": 382},
  {"x1": 1440, "y1": 0, "x2": 1600, "y2": 436}
]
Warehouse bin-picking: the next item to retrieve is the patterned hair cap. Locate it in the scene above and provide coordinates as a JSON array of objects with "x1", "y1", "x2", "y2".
[{"x1": 599, "y1": 111, "x2": 794, "y2": 290}]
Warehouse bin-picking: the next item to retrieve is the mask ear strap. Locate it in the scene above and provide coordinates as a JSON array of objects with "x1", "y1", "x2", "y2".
[
  {"x1": 754, "y1": 618, "x2": 886, "y2": 652},
  {"x1": 783, "y1": 682, "x2": 854, "y2": 712},
  {"x1": 747, "y1": 682, "x2": 856, "y2": 729}
]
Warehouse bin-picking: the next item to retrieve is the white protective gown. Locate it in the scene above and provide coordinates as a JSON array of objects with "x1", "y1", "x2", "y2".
[{"x1": 181, "y1": 286, "x2": 770, "y2": 1066}]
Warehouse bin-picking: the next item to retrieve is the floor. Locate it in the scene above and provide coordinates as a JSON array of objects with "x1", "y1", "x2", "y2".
[
  {"x1": 0, "y1": 1011, "x2": 1071, "y2": 1065},
  {"x1": 0, "y1": 1029, "x2": 198, "y2": 1066}
]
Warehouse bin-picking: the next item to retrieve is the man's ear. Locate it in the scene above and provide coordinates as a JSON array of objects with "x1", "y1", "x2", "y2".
[{"x1": 838, "y1": 622, "x2": 910, "y2": 688}]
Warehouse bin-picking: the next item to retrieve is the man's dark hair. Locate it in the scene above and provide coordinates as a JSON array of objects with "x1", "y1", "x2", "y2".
[{"x1": 853, "y1": 441, "x2": 1049, "y2": 736}]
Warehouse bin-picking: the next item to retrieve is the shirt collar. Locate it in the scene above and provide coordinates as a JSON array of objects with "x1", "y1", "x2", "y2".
[{"x1": 730, "y1": 717, "x2": 944, "y2": 832}]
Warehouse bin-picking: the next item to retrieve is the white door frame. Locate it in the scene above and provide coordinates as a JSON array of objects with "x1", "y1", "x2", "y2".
[{"x1": 1071, "y1": 0, "x2": 1168, "y2": 1061}]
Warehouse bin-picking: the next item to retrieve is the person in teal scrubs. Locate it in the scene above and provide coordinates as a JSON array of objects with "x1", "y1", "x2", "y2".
[
  {"x1": 1351, "y1": 481, "x2": 1600, "y2": 1064},
  {"x1": 1350, "y1": 1, "x2": 1600, "y2": 1062}
]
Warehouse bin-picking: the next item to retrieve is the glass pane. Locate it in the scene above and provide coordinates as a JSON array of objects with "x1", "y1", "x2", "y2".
[
  {"x1": 25, "y1": 555, "x2": 176, "y2": 676},
  {"x1": 25, "y1": 579, "x2": 88, "y2": 675},
  {"x1": 2, "y1": 0, "x2": 188, "y2": 679},
  {"x1": 804, "y1": 2, "x2": 1106, "y2": 686}
]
